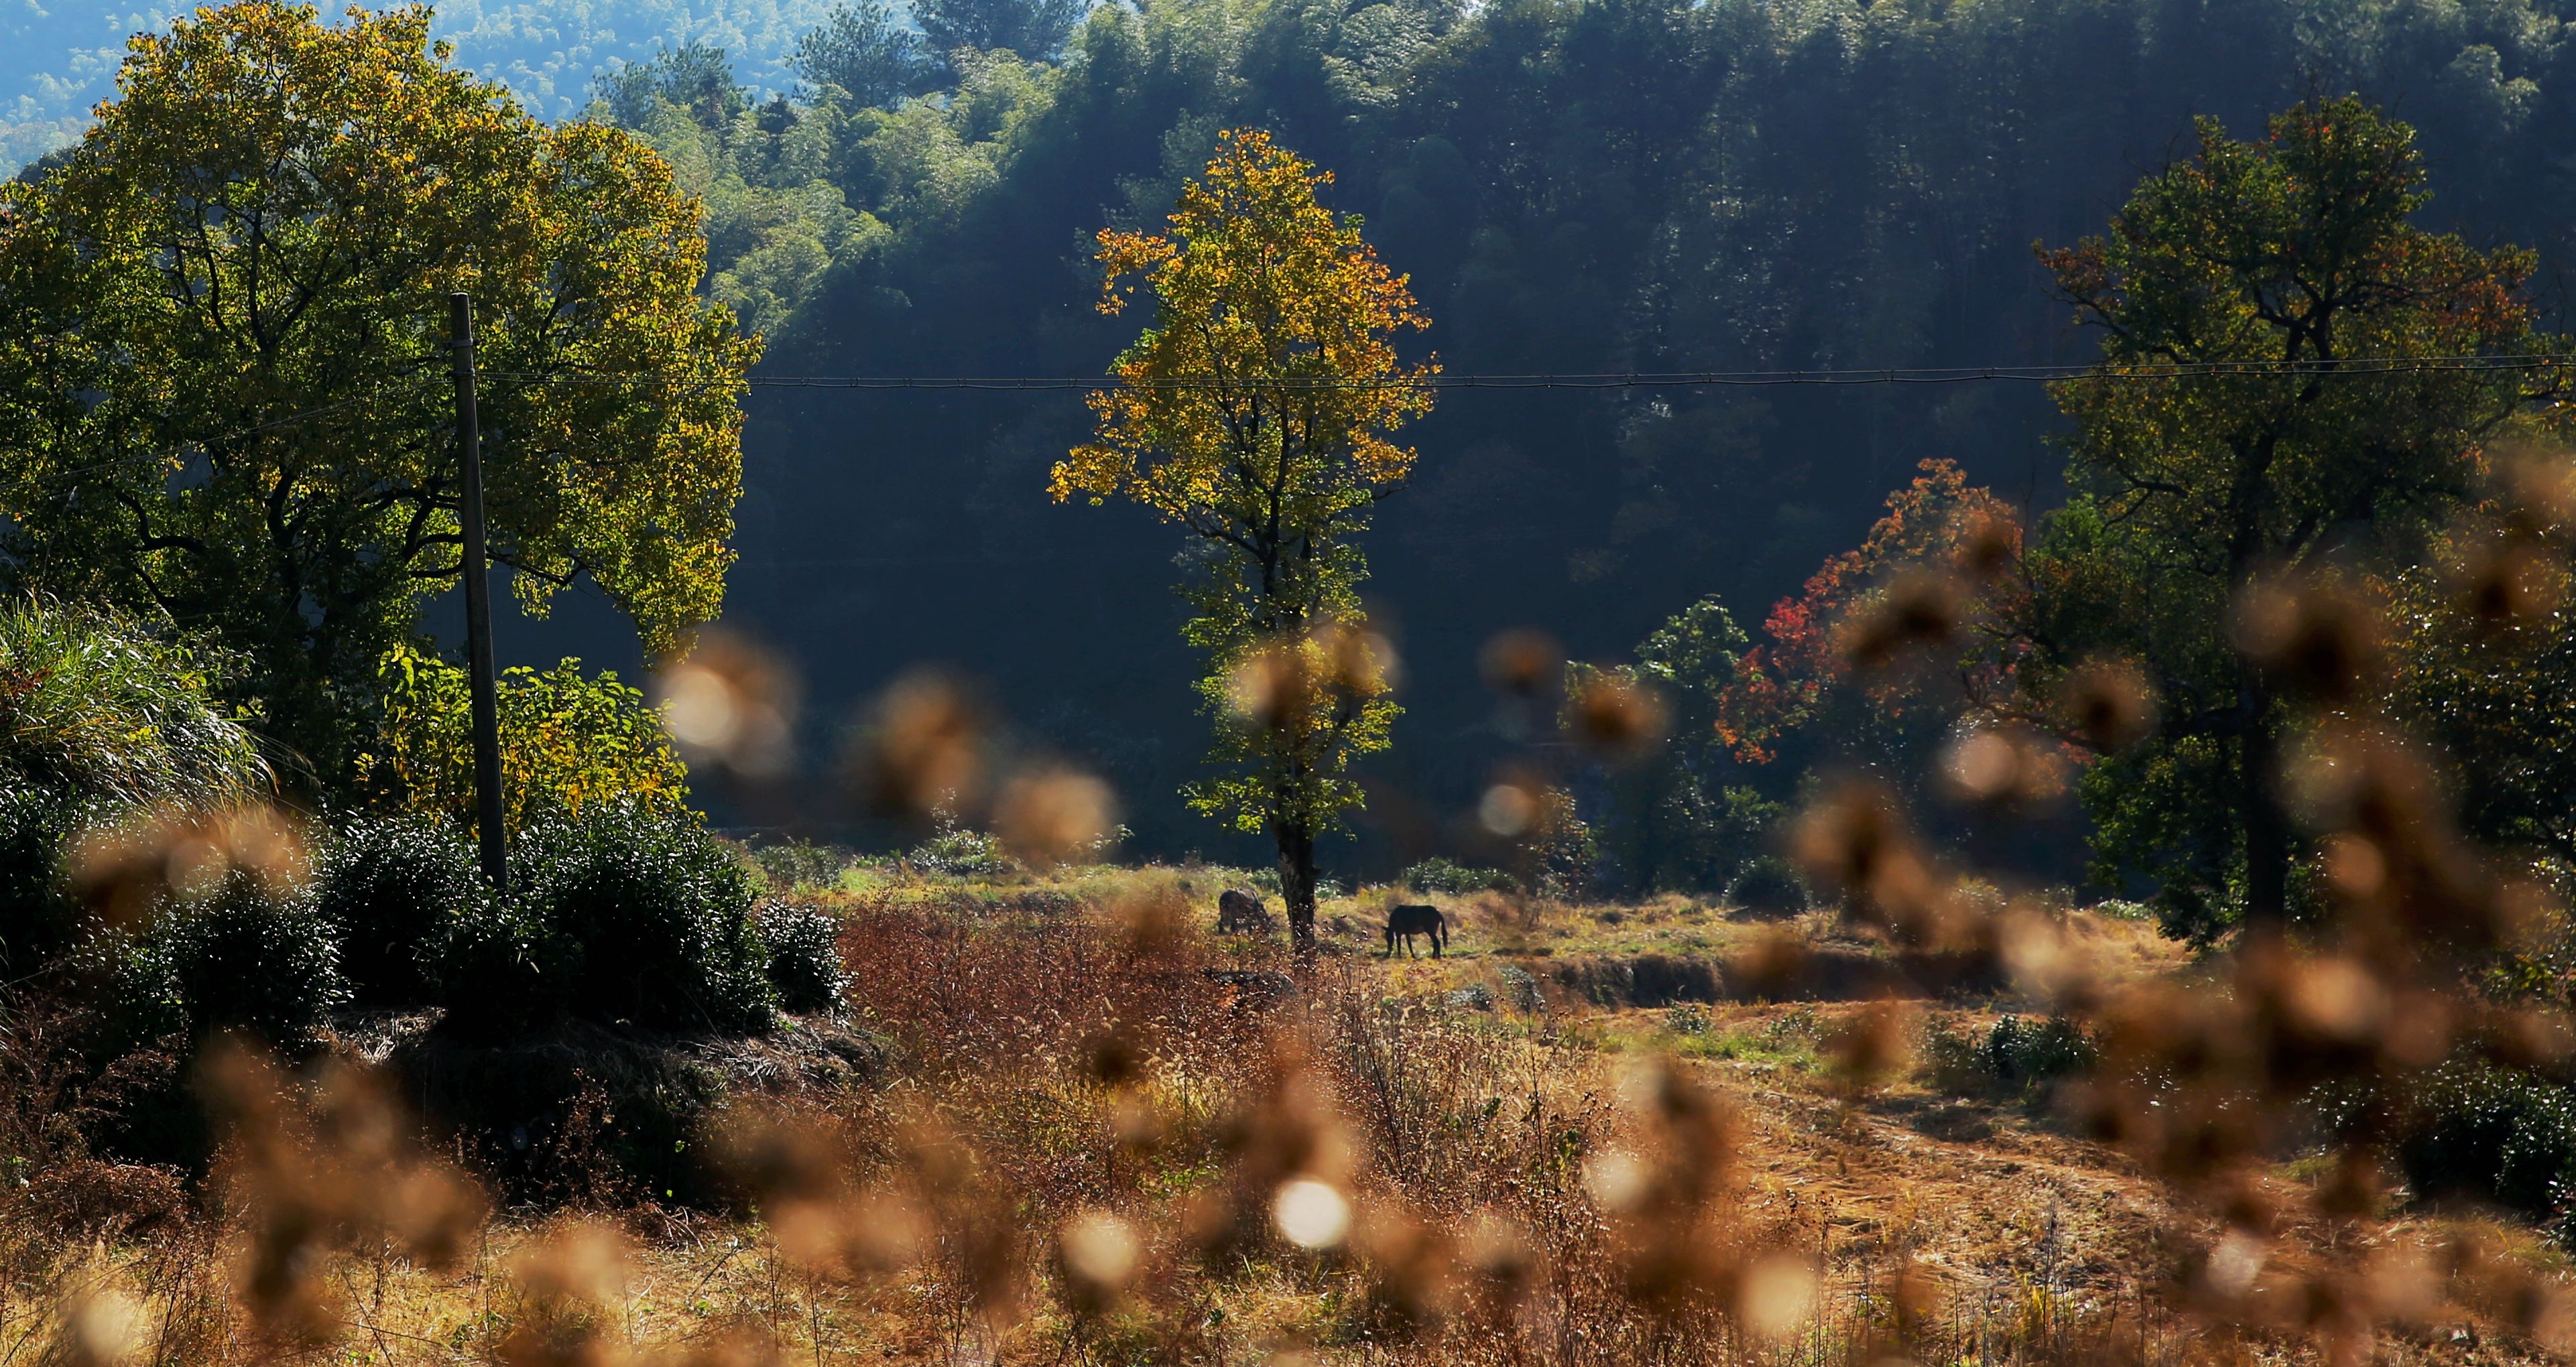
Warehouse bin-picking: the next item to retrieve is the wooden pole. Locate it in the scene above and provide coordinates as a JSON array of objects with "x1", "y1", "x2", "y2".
[{"x1": 450, "y1": 293, "x2": 507, "y2": 887}]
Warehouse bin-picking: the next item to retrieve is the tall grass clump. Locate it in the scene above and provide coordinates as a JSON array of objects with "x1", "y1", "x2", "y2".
[{"x1": 0, "y1": 598, "x2": 269, "y2": 967}]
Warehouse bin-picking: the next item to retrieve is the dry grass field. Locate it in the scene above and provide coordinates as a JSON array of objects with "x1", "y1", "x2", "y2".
[{"x1": 3, "y1": 864, "x2": 2570, "y2": 1366}]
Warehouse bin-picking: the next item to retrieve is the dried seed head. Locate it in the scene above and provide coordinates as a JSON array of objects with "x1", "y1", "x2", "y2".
[
  {"x1": 74, "y1": 804, "x2": 310, "y2": 930},
  {"x1": 2312, "y1": 1147, "x2": 2386, "y2": 1221},
  {"x1": 1827, "y1": 1000, "x2": 1914, "y2": 1090},
  {"x1": 1937, "y1": 722, "x2": 2068, "y2": 807},
  {"x1": 1477, "y1": 773, "x2": 1543, "y2": 837},
  {"x1": 993, "y1": 767, "x2": 1119, "y2": 866},
  {"x1": 1084, "y1": 1027, "x2": 1144, "y2": 1088},
  {"x1": 1458, "y1": 1210, "x2": 1532, "y2": 1294},
  {"x1": 658, "y1": 629, "x2": 800, "y2": 779},
  {"x1": 1355, "y1": 1206, "x2": 1461, "y2": 1329},
  {"x1": 1954, "y1": 507, "x2": 2023, "y2": 580},
  {"x1": 1316, "y1": 619, "x2": 1402, "y2": 698},
  {"x1": 1109, "y1": 885, "x2": 1190, "y2": 954},
  {"x1": 1581, "y1": 1149, "x2": 1650, "y2": 1214},
  {"x1": 1057, "y1": 1208, "x2": 1141, "y2": 1305},
  {"x1": 1839, "y1": 568, "x2": 1965, "y2": 673},
  {"x1": 55, "y1": 1288, "x2": 146, "y2": 1367},
  {"x1": 2453, "y1": 537, "x2": 2563, "y2": 629},
  {"x1": 851, "y1": 669, "x2": 984, "y2": 819},
  {"x1": 510, "y1": 1221, "x2": 630, "y2": 1308},
  {"x1": 1566, "y1": 671, "x2": 1668, "y2": 758},
  {"x1": 1223, "y1": 641, "x2": 1308, "y2": 730},
  {"x1": 2494, "y1": 446, "x2": 2576, "y2": 539},
  {"x1": 1272, "y1": 1178, "x2": 1351, "y2": 1250},
  {"x1": 1479, "y1": 629, "x2": 1562, "y2": 698},
  {"x1": 1736, "y1": 1255, "x2": 1819, "y2": 1342},
  {"x1": 1735, "y1": 929, "x2": 1810, "y2": 1000},
  {"x1": 2233, "y1": 576, "x2": 2384, "y2": 706},
  {"x1": 2054, "y1": 656, "x2": 2156, "y2": 753}
]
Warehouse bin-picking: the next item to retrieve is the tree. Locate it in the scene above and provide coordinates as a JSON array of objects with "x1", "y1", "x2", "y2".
[
  {"x1": 1052, "y1": 129, "x2": 1432, "y2": 954},
  {"x1": 2028, "y1": 96, "x2": 2565, "y2": 937},
  {"x1": 915, "y1": 0, "x2": 1089, "y2": 65},
  {"x1": 796, "y1": 1, "x2": 934, "y2": 109},
  {"x1": 1716, "y1": 460, "x2": 2023, "y2": 771},
  {"x1": 598, "y1": 42, "x2": 750, "y2": 131},
  {"x1": 0, "y1": 3, "x2": 757, "y2": 793},
  {"x1": 1578, "y1": 598, "x2": 1780, "y2": 894}
]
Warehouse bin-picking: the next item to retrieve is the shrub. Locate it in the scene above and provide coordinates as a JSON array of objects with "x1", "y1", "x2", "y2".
[
  {"x1": 905, "y1": 822, "x2": 1015, "y2": 877},
  {"x1": 118, "y1": 875, "x2": 347, "y2": 1053},
  {"x1": 0, "y1": 784, "x2": 83, "y2": 971},
  {"x1": 313, "y1": 816, "x2": 489, "y2": 1008},
  {"x1": 426, "y1": 894, "x2": 551, "y2": 1038},
  {"x1": 1981, "y1": 1014, "x2": 2095, "y2": 1086},
  {"x1": 747, "y1": 839, "x2": 856, "y2": 892},
  {"x1": 759, "y1": 901, "x2": 849, "y2": 1013},
  {"x1": 515, "y1": 801, "x2": 775, "y2": 1033},
  {"x1": 2398, "y1": 1061, "x2": 2576, "y2": 1222},
  {"x1": 1729, "y1": 856, "x2": 1810, "y2": 917},
  {"x1": 1924, "y1": 1013, "x2": 2095, "y2": 1097},
  {"x1": 1401, "y1": 858, "x2": 1515, "y2": 895},
  {"x1": 360, "y1": 645, "x2": 688, "y2": 835}
]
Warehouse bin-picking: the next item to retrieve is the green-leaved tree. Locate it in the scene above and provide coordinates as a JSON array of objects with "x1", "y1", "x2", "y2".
[
  {"x1": 2028, "y1": 96, "x2": 2568, "y2": 939},
  {"x1": 0, "y1": 2, "x2": 757, "y2": 795}
]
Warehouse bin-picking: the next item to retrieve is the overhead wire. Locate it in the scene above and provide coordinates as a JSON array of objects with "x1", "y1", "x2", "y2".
[{"x1": 475, "y1": 353, "x2": 2576, "y2": 392}]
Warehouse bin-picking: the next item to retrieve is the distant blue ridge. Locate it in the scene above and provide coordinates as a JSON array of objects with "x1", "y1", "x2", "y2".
[{"x1": 0, "y1": 1, "x2": 850, "y2": 172}]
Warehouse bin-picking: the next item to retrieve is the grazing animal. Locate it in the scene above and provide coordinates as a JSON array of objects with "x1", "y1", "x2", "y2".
[
  {"x1": 1216, "y1": 888, "x2": 1276, "y2": 937},
  {"x1": 1384, "y1": 903, "x2": 1447, "y2": 959}
]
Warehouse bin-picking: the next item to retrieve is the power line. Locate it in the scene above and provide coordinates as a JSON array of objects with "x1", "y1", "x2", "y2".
[{"x1": 477, "y1": 354, "x2": 2576, "y2": 392}]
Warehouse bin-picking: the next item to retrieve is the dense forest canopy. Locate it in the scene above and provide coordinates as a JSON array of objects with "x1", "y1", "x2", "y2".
[{"x1": 11, "y1": 0, "x2": 2576, "y2": 876}]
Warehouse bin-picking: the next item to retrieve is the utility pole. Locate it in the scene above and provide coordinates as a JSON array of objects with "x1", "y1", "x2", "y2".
[{"x1": 450, "y1": 293, "x2": 507, "y2": 887}]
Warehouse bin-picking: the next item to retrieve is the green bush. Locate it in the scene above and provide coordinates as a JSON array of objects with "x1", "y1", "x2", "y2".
[
  {"x1": 1401, "y1": 858, "x2": 1516, "y2": 895},
  {"x1": 426, "y1": 893, "x2": 552, "y2": 1038},
  {"x1": 1924, "y1": 1013, "x2": 2095, "y2": 1097},
  {"x1": 2398, "y1": 1062, "x2": 2576, "y2": 1222},
  {"x1": 1981, "y1": 1014, "x2": 2095, "y2": 1085},
  {"x1": 904, "y1": 822, "x2": 1014, "y2": 877},
  {"x1": 747, "y1": 839, "x2": 857, "y2": 893},
  {"x1": 313, "y1": 816, "x2": 489, "y2": 1008},
  {"x1": 758, "y1": 901, "x2": 849, "y2": 1013},
  {"x1": 118, "y1": 875, "x2": 347, "y2": 1053},
  {"x1": 514, "y1": 801, "x2": 775, "y2": 1033},
  {"x1": 0, "y1": 784, "x2": 84, "y2": 971},
  {"x1": 1729, "y1": 856, "x2": 1810, "y2": 917}
]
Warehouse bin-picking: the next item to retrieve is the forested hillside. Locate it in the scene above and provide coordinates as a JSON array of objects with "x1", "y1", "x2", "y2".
[
  {"x1": 9, "y1": 0, "x2": 2573, "y2": 872},
  {"x1": 595, "y1": 0, "x2": 2576, "y2": 866},
  {"x1": 0, "y1": 1, "x2": 838, "y2": 167}
]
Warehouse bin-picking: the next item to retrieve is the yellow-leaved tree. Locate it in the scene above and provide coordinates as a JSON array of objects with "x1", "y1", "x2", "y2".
[
  {"x1": 1052, "y1": 129, "x2": 1433, "y2": 954},
  {"x1": 0, "y1": 2, "x2": 756, "y2": 794}
]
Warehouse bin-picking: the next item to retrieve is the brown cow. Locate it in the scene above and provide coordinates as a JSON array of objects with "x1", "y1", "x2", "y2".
[{"x1": 1384, "y1": 904, "x2": 1447, "y2": 959}]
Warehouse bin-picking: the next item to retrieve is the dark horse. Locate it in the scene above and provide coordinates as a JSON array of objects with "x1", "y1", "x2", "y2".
[
  {"x1": 1216, "y1": 888, "x2": 1276, "y2": 937},
  {"x1": 1384, "y1": 904, "x2": 1447, "y2": 959}
]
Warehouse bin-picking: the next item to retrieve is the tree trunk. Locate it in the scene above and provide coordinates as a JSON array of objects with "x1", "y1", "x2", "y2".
[
  {"x1": 2240, "y1": 705, "x2": 2291, "y2": 928},
  {"x1": 1277, "y1": 820, "x2": 1318, "y2": 960}
]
